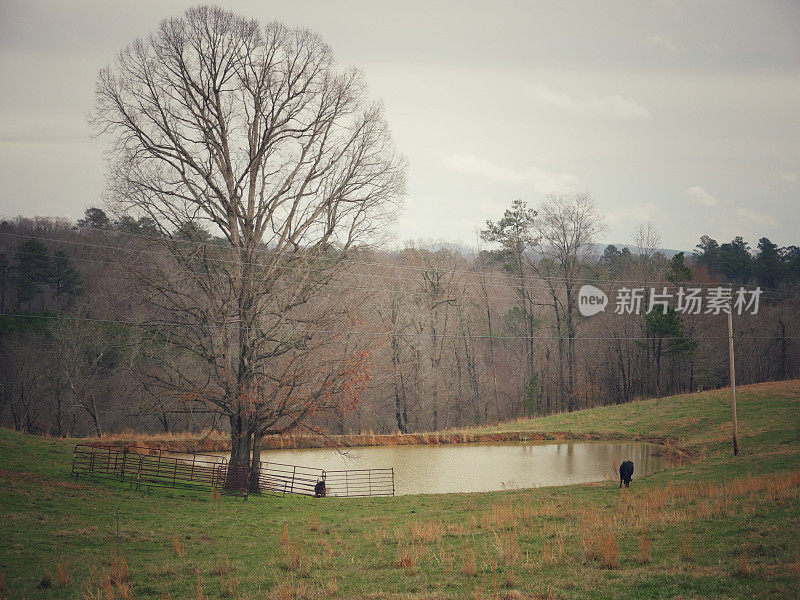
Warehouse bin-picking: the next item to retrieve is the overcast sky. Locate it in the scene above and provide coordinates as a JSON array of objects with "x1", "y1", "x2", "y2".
[{"x1": 1, "y1": 0, "x2": 799, "y2": 251}]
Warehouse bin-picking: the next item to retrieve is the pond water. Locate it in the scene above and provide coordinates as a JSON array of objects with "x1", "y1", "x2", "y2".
[{"x1": 209, "y1": 441, "x2": 665, "y2": 496}]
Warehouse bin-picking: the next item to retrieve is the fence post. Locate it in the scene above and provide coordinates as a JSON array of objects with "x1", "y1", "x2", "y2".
[
  {"x1": 136, "y1": 455, "x2": 143, "y2": 490},
  {"x1": 392, "y1": 468, "x2": 395, "y2": 497}
]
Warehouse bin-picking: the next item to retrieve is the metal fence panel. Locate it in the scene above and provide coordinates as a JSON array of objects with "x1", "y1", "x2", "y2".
[{"x1": 72, "y1": 444, "x2": 395, "y2": 499}]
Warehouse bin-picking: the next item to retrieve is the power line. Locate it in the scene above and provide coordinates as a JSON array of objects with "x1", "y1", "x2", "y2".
[
  {"x1": 3, "y1": 229, "x2": 800, "y2": 299},
  {"x1": 10, "y1": 247, "x2": 800, "y2": 306},
  {"x1": 1, "y1": 312, "x2": 796, "y2": 342}
]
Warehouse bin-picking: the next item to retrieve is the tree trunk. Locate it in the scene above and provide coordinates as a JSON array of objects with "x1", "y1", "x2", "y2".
[
  {"x1": 567, "y1": 333, "x2": 576, "y2": 412},
  {"x1": 391, "y1": 335, "x2": 408, "y2": 433},
  {"x1": 227, "y1": 410, "x2": 251, "y2": 490},
  {"x1": 486, "y1": 306, "x2": 499, "y2": 422},
  {"x1": 55, "y1": 392, "x2": 64, "y2": 438},
  {"x1": 87, "y1": 395, "x2": 102, "y2": 437},
  {"x1": 554, "y1": 304, "x2": 565, "y2": 412},
  {"x1": 778, "y1": 318, "x2": 787, "y2": 380},
  {"x1": 249, "y1": 427, "x2": 262, "y2": 493},
  {"x1": 564, "y1": 283, "x2": 576, "y2": 412}
]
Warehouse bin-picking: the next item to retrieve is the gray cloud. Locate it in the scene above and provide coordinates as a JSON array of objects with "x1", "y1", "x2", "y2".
[
  {"x1": 527, "y1": 84, "x2": 651, "y2": 121},
  {"x1": 684, "y1": 186, "x2": 719, "y2": 207},
  {"x1": 647, "y1": 35, "x2": 680, "y2": 54},
  {"x1": 443, "y1": 153, "x2": 579, "y2": 195}
]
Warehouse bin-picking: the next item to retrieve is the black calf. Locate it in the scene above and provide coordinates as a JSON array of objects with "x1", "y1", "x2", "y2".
[{"x1": 619, "y1": 460, "x2": 634, "y2": 488}]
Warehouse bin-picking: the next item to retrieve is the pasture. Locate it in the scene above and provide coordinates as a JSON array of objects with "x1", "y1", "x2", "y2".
[{"x1": 2, "y1": 381, "x2": 800, "y2": 599}]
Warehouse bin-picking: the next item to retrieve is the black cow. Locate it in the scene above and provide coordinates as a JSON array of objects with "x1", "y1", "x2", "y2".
[
  {"x1": 619, "y1": 460, "x2": 634, "y2": 488},
  {"x1": 314, "y1": 479, "x2": 326, "y2": 498}
]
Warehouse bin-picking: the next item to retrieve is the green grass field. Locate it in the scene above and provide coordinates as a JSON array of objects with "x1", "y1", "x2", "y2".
[{"x1": 2, "y1": 381, "x2": 800, "y2": 599}]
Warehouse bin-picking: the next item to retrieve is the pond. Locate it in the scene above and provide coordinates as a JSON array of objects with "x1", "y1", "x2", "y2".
[{"x1": 211, "y1": 441, "x2": 665, "y2": 496}]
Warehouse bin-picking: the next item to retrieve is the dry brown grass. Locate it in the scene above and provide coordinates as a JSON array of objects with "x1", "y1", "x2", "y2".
[
  {"x1": 270, "y1": 575, "x2": 313, "y2": 600},
  {"x1": 503, "y1": 569, "x2": 517, "y2": 589},
  {"x1": 541, "y1": 530, "x2": 565, "y2": 566},
  {"x1": 279, "y1": 524, "x2": 308, "y2": 573},
  {"x1": 82, "y1": 555, "x2": 131, "y2": 600},
  {"x1": 172, "y1": 535, "x2": 185, "y2": 559},
  {"x1": 461, "y1": 548, "x2": 478, "y2": 576},
  {"x1": 323, "y1": 577, "x2": 338, "y2": 596},
  {"x1": 212, "y1": 559, "x2": 238, "y2": 597},
  {"x1": 395, "y1": 541, "x2": 424, "y2": 569},
  {"x1": 581, "y1": 509, "x2": 603, "y2": 561},
  {"x1": 599, "y1": 533, "x2": 620, "y2": 569},
  {"x1": 76, "y1": 430, "x2": 229, "y2": 453},
  {"x1": 493, "y1": 531, "x2": 521, "y2": 567},
  {"x1": 57, "y1": 562, "x2": 73, "y2": 586},
  {"x1": 639, "y1": 533, "x2": 651, "y2": 564},
  {"x1": 679, "y1": 533, "x2": 694, "y2": 563},
  {"x1": 220, "y1": 570, "x2": 239, "y2": 597},
  {"x1": 734, "y1": 547, "x2": 752, "y2": 578},
  {"x1": 307, "y1": 512, "x2": 320, "y2": 532},
  {"x1": 117, "y1": 582, "x2": 133, "y2": 600},
  {"x1": 581, "y1": 509, "x2": 620, "y2": 569},
  {"x1": 447, "y1": 521, "x2": 467, "y2": 536},
  {"x1": 405, "y1": 519, "x2": 445, "y2": 543},
  {"x1": 108, "y1": 557, "x2": 129, "y2": 586},
  {"x1": 603, "y1": 469, "x2": 800, "y2": 535},
  {"x1": 280, "y1": 524, "x2": 290, "y2": 547},
  {"x1": 159, "y1": 583, "x2": 172, "y2": 600},
  {"x1": 364, "y1": 519, "x2": 391, "y2": 554},
  {"x1": 209, "y1": 559, "x2": 232, "y2": 576},
  {"x1": 480, "y1": 502, "x2": 517, "y2": 531}
]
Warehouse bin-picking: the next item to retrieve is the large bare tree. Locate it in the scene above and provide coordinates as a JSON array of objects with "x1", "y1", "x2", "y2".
[{"x1": 91, "y1": 6, "x2": 405, "y2": 480}]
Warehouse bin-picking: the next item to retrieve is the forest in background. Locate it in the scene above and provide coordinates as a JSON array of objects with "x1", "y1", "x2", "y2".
[{"x1": 1, "y1": 202, "x2": 798, "y2": 439}]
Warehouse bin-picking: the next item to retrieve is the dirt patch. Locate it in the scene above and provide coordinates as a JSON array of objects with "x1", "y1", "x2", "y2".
[{"x1": 655, "y1": 441, "x2": 701, "y2": 467}]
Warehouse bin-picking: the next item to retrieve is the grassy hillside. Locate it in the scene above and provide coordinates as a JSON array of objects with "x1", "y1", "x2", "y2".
[
  {"x1": 1, "y1": 382, "x2": 800, "y2": 599},
  {"x1": 484, "y1": 380, "x2": 800, "y2": 450}
]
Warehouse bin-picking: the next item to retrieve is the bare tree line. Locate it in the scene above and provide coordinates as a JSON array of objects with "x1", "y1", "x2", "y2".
[{"x1": 1, "y1": 206, "x2": 798, "y2": 441}]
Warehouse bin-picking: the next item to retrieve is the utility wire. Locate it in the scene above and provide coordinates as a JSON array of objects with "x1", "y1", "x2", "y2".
[
  {"x1": 3, "y1": 229, "x2": 800, "y2": 299},
  {"x1": 10, "y1": 248, "x2": 800, "y2": 305},
  {"x1": 1, "y1": 312, "x2": 795, "y2": 342}
]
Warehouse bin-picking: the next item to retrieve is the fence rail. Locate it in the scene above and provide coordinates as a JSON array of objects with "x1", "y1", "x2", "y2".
[
  {"x1": 71, "y1": 444, "x2": 394, "y2": 499},
  {"x1": 325, "y1": 469, "x2": 396, "y2": 497},
  {"x1": 71, "y1": 444, "x2": 249, "y2": 496}
]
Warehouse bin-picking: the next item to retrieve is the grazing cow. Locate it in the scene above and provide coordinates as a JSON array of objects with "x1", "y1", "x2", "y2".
[
  {"x1": 314, "y1": 479, "x2": 326, "y2": 498},
  {"x1": 619, "y1": 460, "x2": 634, "y2": 488}
]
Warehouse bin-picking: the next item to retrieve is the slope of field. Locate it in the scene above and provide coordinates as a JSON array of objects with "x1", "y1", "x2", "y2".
[{"x1": 1, "y1": 382, "x2": 799, "y2": 599}]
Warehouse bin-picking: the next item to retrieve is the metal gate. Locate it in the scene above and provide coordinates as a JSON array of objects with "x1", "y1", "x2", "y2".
[{"x1": 72, "y1": 444, "x2": 395, "y2": 498}]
